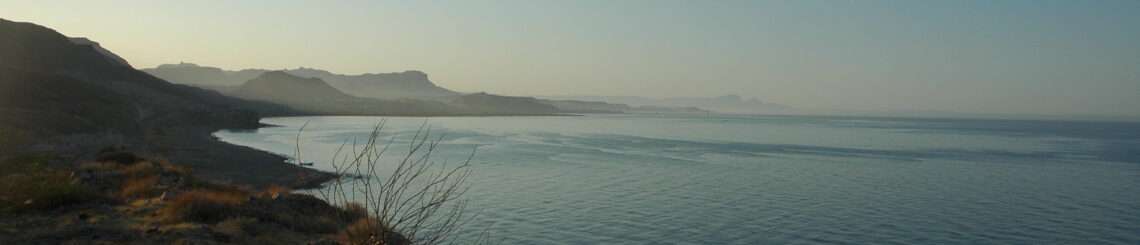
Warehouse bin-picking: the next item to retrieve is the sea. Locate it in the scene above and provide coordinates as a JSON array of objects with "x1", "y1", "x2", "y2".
[{"x1": 215, "y1": 114, "x2": 1140, "y2": 244}]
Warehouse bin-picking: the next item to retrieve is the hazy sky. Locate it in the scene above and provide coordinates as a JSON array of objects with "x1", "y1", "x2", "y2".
[{"x1": 2, "y1": 0, "x2": 1138, "y2": 117}]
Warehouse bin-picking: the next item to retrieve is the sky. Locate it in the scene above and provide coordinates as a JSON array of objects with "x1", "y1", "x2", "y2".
[{"x1": 2, "y1": 0, "x2": 1138, "y2": 118}]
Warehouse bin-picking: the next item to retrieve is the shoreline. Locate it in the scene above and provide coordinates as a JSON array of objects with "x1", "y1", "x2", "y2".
[
  {"x1": 148, "y1": 125, "x2": 336, "y2": 190},
  {"x1": 202, "y1": 112, "x2": 583, "y2": 189}
]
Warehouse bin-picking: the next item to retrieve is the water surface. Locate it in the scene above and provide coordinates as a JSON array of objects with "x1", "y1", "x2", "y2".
[{"x1": 216, "y1": 114, "x2": 1140, "y2": 244}]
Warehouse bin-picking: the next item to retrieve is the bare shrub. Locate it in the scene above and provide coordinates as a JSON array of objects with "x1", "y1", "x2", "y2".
[
  {"x1": 310, "y1": 120, "x2": 476, "y2": 245},
  {"x1": 341, "y1": 202, "x2": 370, "y2": 221}
]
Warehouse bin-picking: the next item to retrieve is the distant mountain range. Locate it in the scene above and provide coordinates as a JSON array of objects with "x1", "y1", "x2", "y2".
[
  {"x1": 143, "y1": 63, "x2": 457, "y2": 99},
  {"x1": 236, "y1": 71, "x2": 351, "y2": 101},
  {"x1": 145, "y1": 63, "x2": 710, "y2": 115},
  {"x1": 228, "y1": 71, "x2": 563, "y2": 116},
  {"x1": 287, "y1": 68, "x2": 459, "y2": 99},
  {"x1": 230, "y1": 71, "x2": 452, "y2": 116},
  {"x1": 541, "y1": 95, "x2": 794, "y2": 114}
]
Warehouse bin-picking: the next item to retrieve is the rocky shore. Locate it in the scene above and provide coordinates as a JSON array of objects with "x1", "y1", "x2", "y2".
[{"x1": 0, "y1": 150, "x2": 394, "y2": 244}]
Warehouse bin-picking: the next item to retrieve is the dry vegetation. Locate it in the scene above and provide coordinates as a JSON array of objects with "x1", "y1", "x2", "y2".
[
  {"x1": 0, "y1": 122, "x2": 487, "y2": 244},
  {"x1": 0, "y1": 150, "x2": 365, "y2": 244},
  {"x1": 0, "y1": 154, "x2": 101, "y2": 213},
  {"x1": 313, "y1": 121, "x2": 484, "y2": 245}
]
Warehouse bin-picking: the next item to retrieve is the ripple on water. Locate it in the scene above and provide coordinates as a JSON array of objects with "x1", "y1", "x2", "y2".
[{"x1": 217, "y1": 116, "x2": 1140, "y2": 244}]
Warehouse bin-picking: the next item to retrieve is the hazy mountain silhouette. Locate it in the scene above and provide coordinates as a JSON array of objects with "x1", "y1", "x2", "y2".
[
  {"x1": 287, "y1": 68, "x2": 459, "y2": 99},
  {"x1": 144, "y1": 63, "x2": 718, "y2": 115},
  {"x1": 228, "y1": 72, "x2": 569, "y2": 116},
  {"x1": 234, "y1": 71, "x2": 352, "y2": 102},
  {"x1": 144, "y1": 63, "x2": 458, "y2": 99},
  {"x1": 450, "y1": 92, "x2": 561, "y2": 114},
  {"x1": 148, "y1": 63, "x2": 591, "y2": 115},
  {"x1": 230, "y1": 71, "x2": 457, "y2": 116},
  {"x1": 142, "y1": 62, "x2": 263, "y2": 88},
  {"x1": 540, "y1": 99, "x2": 633, "y2": 113}
]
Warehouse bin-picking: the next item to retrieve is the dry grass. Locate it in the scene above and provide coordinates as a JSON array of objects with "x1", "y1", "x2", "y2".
[
  {"x1": 75, "y1": 155, "x2": 190, "y2": 201},
  {"x1": 338, "y1": 218, "x2": 406, "y2": 245},
  {"x1": 77, "y1": 161, "x2": 121, "y2": 172},
  {"x1": 0, "y1": 154, "x2": 100, "y2": 213},
  {"x1": 160, "y1": 189, "x2": 249, "y2": 223},
  {"x1": 79, "y1": 154, "x2": 186, "y2": 176},
  {"x1": 119, "y1": 175, "x2": 160, "y2": 199},
  {"x1": 152, "y1": 158, "x2": 190, "y2": 175},
  {"x1": 259, "y1": 185, "x2": 291, "y2": 199},
  {"x1": 119, "y1": 162, "x2": 160, "y2": 177},
  {"x1": 2, "y1": 150, "x2": 403, "y2": 243},
  {"x1": 214, "y1": 217, "x2": 257, "y2": 238}
]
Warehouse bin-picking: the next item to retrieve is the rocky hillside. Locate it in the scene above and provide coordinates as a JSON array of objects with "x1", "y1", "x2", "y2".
[
  {"x1": 0, "y1": 18, "x2": 314, "y2": 187},
  {"x1": 67, "y1": 37, "x2": 131, "y2": 67},
  {"x1": 0, "y1": 19, "x2": 297, "y2": 132}
]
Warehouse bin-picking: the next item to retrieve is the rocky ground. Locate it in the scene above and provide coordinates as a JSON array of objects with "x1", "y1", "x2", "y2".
[{"x1": 0, "y1": 150, "x2": 400, "y2": 244}]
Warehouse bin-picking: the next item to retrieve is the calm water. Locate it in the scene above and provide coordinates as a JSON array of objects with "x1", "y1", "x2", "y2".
[{"x1": 216, "y1": 114, "x2": 1140, "y2": 244}]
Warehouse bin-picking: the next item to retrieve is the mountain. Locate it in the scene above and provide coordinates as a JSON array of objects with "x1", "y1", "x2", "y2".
[
  {"x1": 142, "y1": 62, "x2": 264, "y2": 87},
  {"x1": 539, "y1": 99, "x2": 632, "y2": 113},
  {"x1": 147, "y1": 63, "x2": 575, "y2": 115},
  {"x1": 67, "y1": 37, "x2": 131, "y2": 67},
  {"x1": 228, "y1": 72, "x2": 568, "y2": 116},
  {"x1": 230, "y1": 71, "x2": 457, "y2": 116},
  {"x1": 144, "y1": 63, "x2": 711, "y2": 115},
  {"x1": 0, "y1": 19, "x2": 264, "y2": 135},
  {"x1": 287, "y1": 68, "x2": 459, "y2": 99},
  {"x1": 234, "y1": 71, "x2": 351, "y2": 103},
  {"x1": 0, "y1": 18, "x2": 315, "y2": 186},
  {"x1": 143, "y1": 64, "x2": 459, "y2": 99},
  {"x1": 146, "y1": 62, "x2": 778, "y2": 115},
  {"x1": 450, "y1": 93, "x2": 561, "y2": 115},
  {"x1": 628, "y1": 105, "x2": 710, "y2": 114}
]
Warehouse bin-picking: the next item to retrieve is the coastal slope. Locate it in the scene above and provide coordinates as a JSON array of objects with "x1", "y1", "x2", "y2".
[{"x1": 0, "y1": 18, "x2": 324, "y2": 188}]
